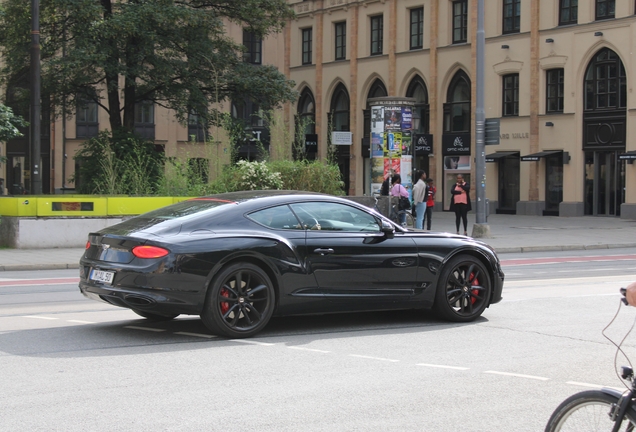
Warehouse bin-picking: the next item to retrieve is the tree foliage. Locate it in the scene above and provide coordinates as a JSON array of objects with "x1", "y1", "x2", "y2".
[
  {"x1": 0, "y1": 103, "x2": 27, "y2": 143},
  {"x1": 0, "y1": 0, "x2": 297, "y2": 133}
]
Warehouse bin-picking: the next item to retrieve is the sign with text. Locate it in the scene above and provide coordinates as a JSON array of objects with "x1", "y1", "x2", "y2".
[
  {"x1": 442, "y1": 133, "x2": 471, "y2": 155},
  {"x1": 413, "y1": 134, "x2": 434, "y2": 156},
  {"x1": 305, "y1": 134, "x2": 318, "y2": 153},
  {"x1": 331, "y1": 131, "x2": 352, "y2": 145}
]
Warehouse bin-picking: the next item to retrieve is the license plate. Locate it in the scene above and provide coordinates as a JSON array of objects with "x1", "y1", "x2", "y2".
[{"x1": 89, "y1": 269, "x2": 115, "y2": 284}]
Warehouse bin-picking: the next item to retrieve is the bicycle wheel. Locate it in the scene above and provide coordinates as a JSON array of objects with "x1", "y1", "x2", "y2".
[
  {"x1": 399, "y1": 210, "x2": 415, "y2": 228},
  {"x1": 545, "y1": 390, "x2": 636, "y2": 432}
]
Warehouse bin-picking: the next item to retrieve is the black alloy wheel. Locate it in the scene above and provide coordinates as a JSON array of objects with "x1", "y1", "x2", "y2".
[
  {"x1": 433, "y1": 255, "x2": 491, "y2": 322},
  {"x1": 133, "y1": 310, "x2": 179, "y2": 321},
  {"x1": 201, "y1": 262, "x2": 275, "y2": 338}
]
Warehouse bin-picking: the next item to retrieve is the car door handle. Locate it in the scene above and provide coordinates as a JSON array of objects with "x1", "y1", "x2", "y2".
[{"x1": 314, "y1": 248, "x2": 335, "y2": 255}]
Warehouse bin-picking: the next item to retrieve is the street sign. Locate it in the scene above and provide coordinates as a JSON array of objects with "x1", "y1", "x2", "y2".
[{"x1": 485, "y1": 118, "x2": 500, "y2": 145}]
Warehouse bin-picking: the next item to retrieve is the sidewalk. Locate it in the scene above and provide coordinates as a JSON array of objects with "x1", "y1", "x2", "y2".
[{"x1": 2, "y1": 212, "x2": 636, "y2": 271}]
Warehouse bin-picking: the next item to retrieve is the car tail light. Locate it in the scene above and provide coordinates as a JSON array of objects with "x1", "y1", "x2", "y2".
[
  {"x1": 132, "y1": 246, "x2": 170, "y2": 259},
  {"x1": 86, "y1": 241, "x2": 91, "y2": 249}
]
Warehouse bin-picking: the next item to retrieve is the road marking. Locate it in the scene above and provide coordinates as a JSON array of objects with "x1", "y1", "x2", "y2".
[
  {"x1": 484, "y1": 371, "x2": 549, "y2": 381},
  {"x1": 349, "y1": 354, "x2": 399, "y2": 363},
  {"x1": 22, "y1": 315, "x2": 58, "y2": 320},
  {"x1": 0, "y1": 278, "x2": 80, "y2": 287},
  {"x1": 230, "y1": 339, "x2": 275, "y2": 346},
  {"x1": 124, "y1": 326, "x2": 166, "y2": 332},
  {"x1": 417, "y1": 363, "x2": 469, "y2": 370},
  {"x1": 288, "y1": 346, "x2": 331, "y2": 353},
  {"x1": 174, "y1": 332, "x2": 217, "y2": 339},
  {"x1": 501, "y1": 254, "x2": 636, "y2": 267},
  {"x1": 67, "y1": 320, "x2": 95, "y2": 324}
]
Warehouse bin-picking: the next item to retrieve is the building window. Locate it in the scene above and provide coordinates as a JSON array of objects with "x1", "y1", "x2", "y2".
[
  {"x1": 584, "y1": 48, "x2": 626, "y2": 110},
  {"x1": 302, "y1": 28, "x2": 312, "y2": 65},
  {"x1": 502, "y1": 74, "x2": 519, "y2": 117},
  {"x1": 452, "y1": 0, "x2": 468, "y2": 44},
  {"x1": 546, "y1": 69, "x2": 564, "y2": 113},
  {"x1": 595, "y1": 0, "x2": 615, "y2": 20},
  {"x1": 443, "y1": 71, "x2": 471, "y2": 133},
  {"x1": 406, "y1": 76, "x2": 430, "y2": 133},
  {"x1": 134, "y1": 100, "x2": 155, "y2": 140},
  {"x1": 335, "y1": 22, "x2": 346, "y2": 60},
  {"x1": 410, "y1": 8, "x2": 424, "y2": 50},
  {"x1": 503, "y1": 0, "x2": 520, "y2": 34},
  {"x1": 188, "y1": 111, "x2": 208, "y2": 142},
  {"x1": 296, "y1": 88, "x2": 316, "y2": 160},
  {"x1": 370, "y1": 15, "x2": 383, "y2": 56},
  {"x1": 243, "y1": 30, "x2": 262, "y2": 64},
  {"x1": 559, "y1": 0, "x2": 578, "y2": 25},
  {"x1": 76, "y1": 96, "x2": 98, "y2": 138}
]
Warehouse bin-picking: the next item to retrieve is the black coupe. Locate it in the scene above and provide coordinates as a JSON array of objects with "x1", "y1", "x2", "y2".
[{"x1": 79, "y1": 190, "x2": 504, "y2": 338}]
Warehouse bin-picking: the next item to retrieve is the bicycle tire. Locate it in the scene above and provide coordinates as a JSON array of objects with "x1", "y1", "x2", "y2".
[{"x1": 545, "y1": 390, "x2": 636, "y2": 432}]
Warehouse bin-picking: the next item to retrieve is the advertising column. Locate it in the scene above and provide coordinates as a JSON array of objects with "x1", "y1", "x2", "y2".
[{"x1": 370, "y1": 103, "x2": 414, "y2": 198}]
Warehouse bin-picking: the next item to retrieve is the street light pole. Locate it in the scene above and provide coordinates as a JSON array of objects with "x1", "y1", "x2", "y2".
[
  {"x1": 473, "y1": 0, "x2": 490, "y2": 237},
  {"x1": 30, "y1": 0, "x2": 42, "y2": 194}
]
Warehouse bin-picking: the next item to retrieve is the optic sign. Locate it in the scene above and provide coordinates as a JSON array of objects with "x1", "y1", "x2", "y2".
[
  {"x1": 442, "y1": 133, "x2": 471, "y2": 155},
  {"x1": 305, "y1": 134, "x2": 318, "y2": 153},
  {"x1": 414, "y1": 134, "x2": 433, "y2": 155},
  {"x1": 331, "y1": 131, "x2": 352, "y2": 145}
]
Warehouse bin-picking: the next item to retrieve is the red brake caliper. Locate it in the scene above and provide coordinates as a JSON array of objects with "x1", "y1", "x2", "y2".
[
  {"x1": 220, "y1": 288, "x2": 230, "y2": 314},
  {"x1": 469, "y1": 272, "x2": 479, "y2": 304}
]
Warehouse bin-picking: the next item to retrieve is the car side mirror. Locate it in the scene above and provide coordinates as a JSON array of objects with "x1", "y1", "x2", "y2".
[{"x1": 380, "y1": 220, "x2": 395, "y2": 239}]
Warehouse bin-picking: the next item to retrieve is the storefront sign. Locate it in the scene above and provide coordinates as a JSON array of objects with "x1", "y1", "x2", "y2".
[
  {"x1": 413, "y1": 134, "x2": 433, "y2": 155},
  {"x1": 442, "y1": 133, "x2": 471, "y2": 155},
  {"x1": 305, "y1": 134, "x2": 318, "y2": 153}
]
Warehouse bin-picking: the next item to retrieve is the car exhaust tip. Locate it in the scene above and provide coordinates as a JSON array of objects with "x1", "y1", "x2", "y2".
[{"x1": 124, "y1": 294, "x2": 155, "y2": 307}]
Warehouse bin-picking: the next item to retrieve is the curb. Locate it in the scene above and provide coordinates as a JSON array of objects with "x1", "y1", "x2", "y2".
[{"x1": 0, "y1": 263, "x2": 80, "y2": 272}]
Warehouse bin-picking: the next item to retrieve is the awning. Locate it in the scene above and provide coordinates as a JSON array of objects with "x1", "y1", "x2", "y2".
[
  {"x1": 619, "y1": 151, "x2": 636, "y2": 161},
  {"x1": 520, "y1": 150, "x2": 563, "y2": 162},
  {"x1": 485, "y1": 151, "x2": 519, "y2": 163}
]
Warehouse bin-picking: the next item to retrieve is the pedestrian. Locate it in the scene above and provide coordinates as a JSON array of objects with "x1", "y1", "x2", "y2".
[
  {"x1": 425, "y1": 178, "x2": 436, "y2": 230},
  {"x1": 450, "y1": 174, "x2": 471, "y2": 236},
  {"x1": 390, "y1": 173, "x2": 409, "y2": 226},
  {"x1": 412, "y1": 170, "x2": 428, "y2": 229},
  {"x1": 380, "y1": 169, "x2": 395, "y2": 196}
]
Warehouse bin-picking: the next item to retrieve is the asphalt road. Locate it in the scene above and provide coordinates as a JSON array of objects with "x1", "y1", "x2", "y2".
[{"x1": 2, "y1": 249, "x2": 636, "y2": 431}]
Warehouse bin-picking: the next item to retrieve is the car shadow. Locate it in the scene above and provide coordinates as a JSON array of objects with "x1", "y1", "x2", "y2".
[{"x1": 0, "y1": 310, "x2": 488, "y2": 359}]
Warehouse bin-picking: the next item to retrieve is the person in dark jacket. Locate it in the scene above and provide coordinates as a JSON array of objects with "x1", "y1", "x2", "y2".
[
  {"x1": 380, "y1": 169, "x2": 395, "y2": 196},
  {"x1": 449, "y1": 174, "x2": 471, "y2": 236}
]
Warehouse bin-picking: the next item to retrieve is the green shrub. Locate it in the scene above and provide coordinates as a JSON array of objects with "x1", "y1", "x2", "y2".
[
  {"x1": 268, "y1": 160, "x2": 345, "y2": 195},
  {"x1": 73, "y1": 130, "x2": 164, "y2": 195}
]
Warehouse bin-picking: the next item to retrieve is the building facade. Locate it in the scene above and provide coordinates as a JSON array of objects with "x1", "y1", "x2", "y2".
[
  {"x1": 3, "y1": 0, "x2": 635, "y2": 219},
  {"x1": 286, "y1": 0, "x2": 636, "y2": 217}
]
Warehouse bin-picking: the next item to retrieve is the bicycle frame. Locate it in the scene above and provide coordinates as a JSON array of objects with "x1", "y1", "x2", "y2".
[{"x1": 603, "y1": 367, "x2": 636, "y2": 432}]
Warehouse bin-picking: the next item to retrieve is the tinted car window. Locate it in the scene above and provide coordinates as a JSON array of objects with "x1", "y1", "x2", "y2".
[
  {"x1": 249, "y1": 205, "x2": 302, "y2": 230},
  {"x1": 290, "y1": 202, "x2": 380, "y2": 232}
]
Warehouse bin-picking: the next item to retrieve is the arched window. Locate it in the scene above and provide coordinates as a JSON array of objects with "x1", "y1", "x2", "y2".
[
  {"x1": 406, "y1": 76, "x2": 430, "y2": 133},
  {"x1": 330, "y1": 84, "x2": 350, "y2": 131},
  {"x1": 367, "y1": 79, "x2": 387, "y2": 99},
  {"x1": 444, "y1": 71, "x2": 471, "y2": 133},
  {"x1": 584, "y1": 48, "x2": 626, "y2": 111},
  {"x1": 297, "y1": 88, "x2": 316, "y2": 134}
]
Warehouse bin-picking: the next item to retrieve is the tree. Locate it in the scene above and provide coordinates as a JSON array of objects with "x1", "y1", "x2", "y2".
[
  {"x1": 0, "y1": 102, "x2": 27, "y2": 141},
  {"x1": 0, "y1": 0, "x2": 297, "y2": 134}
]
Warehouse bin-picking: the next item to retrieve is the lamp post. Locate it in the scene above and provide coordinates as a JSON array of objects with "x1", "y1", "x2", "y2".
[
  {"x1": 30, "y1": 0, "x2": 42, "y2": 194},
  {"x1": 411, "y1": 108, "x2": 421, "y2": 182},
  {"x1": 473, "y1": 0, "x2": 490, "y2": 237}
]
